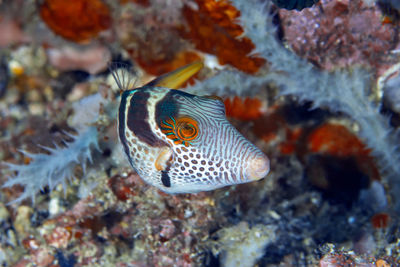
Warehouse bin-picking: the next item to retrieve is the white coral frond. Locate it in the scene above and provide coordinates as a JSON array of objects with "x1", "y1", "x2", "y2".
[{"x1": 3, "y1": 126, "x2": 99, "y2": 204}]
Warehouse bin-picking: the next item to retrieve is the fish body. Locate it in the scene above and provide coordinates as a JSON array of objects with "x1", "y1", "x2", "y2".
[{"x1": 113, "y1": 62, "x2": 269, "y2": 193}]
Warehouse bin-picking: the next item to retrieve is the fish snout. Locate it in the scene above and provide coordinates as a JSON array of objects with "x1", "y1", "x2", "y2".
[{"x1": 245, "y1": 153, "x2": 270, "y2": 181}]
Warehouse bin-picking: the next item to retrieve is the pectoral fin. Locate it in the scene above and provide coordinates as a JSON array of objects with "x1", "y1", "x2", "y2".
[{"x1": 154, "y1": 147, "x2": 173, "y2": 171}]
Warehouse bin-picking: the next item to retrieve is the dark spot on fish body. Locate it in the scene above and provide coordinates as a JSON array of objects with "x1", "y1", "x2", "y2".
[{"x1": 161, "y1": 171, "x2": 171, "y2": 187}]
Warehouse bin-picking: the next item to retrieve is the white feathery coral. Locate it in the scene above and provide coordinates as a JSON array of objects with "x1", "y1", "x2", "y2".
[
  {"x1": 3, "y1": 127, "x2": 99, "y2": 204},
  {"x1": 187, "y1": 70, "x2": 271, "y2": 97},
  {"x1": 3, "y1": 92, "x2": 108, "y2": 203}
]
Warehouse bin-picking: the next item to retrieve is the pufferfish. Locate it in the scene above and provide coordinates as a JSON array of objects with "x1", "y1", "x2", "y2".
[{"x1": 112, "y1": 62, "x2": 269, "y2": 194}]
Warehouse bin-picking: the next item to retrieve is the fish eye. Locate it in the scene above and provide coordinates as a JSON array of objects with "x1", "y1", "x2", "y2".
[
  {"x1": 176, "y1": 118, "x2": 198, "y2": 140},
  {"x1": 161, "y1": 116, "x2": 199, "y2": 146}
]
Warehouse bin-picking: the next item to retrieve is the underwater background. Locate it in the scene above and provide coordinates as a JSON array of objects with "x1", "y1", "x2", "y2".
[{"x1": 0, "y1": 0, "x2": 399, "y2": 266}]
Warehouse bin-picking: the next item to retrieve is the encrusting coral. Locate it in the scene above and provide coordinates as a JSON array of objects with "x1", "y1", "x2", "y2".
[
  {"x1": 279, "y1": 0, "x2": 398, "y2": 71},
  {"x1": 39, "y1": 0, "x2": 112, "y2": 43},
  {"x1": 211, "y1": 222, "x2": 277, "y2": 267}
]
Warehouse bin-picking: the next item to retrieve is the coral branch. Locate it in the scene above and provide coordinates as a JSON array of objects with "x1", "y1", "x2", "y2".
[
  {"x1": 187, "y1": 70, "x2": 270, "y2": 96},
  {"x1": 2, "y1": 93, "x2": 109, "y2": 203},
  {"x1": 3, "y1": 127, "x2": 99, "y2": 204}
]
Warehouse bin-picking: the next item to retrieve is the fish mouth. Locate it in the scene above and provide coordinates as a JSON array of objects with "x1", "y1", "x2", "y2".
[{"x1": 245, "y1": 153, "x2": 270, "y2": 181}]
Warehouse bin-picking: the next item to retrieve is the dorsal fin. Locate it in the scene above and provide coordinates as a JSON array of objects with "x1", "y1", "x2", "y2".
[{"x1": 146, "y1": 61, "x2": 203, "y2": 89}]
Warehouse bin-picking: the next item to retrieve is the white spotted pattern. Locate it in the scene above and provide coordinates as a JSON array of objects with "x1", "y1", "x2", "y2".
[{"x1": 120, "y1": 86, "x2": 269, "y2": 194}]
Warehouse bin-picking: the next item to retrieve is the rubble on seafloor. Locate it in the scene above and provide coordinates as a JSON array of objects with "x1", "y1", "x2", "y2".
[{"x1": 0, "y1": 0, "x2": 400, "y2": 266}]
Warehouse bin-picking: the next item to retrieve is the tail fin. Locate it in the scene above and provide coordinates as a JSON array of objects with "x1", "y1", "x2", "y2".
[{"x1": 109, "y1": 62, "x2": 137, "y2": 92}]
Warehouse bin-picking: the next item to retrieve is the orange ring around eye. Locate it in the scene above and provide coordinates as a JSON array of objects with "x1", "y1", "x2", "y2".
[{"x1": 176, "y1": 117, "x2": 198, "y2": 141}]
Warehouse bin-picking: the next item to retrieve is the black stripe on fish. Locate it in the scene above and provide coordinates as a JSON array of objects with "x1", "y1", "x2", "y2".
[
  {"x1": 127, "y1": 90, "x2": 166, "y2": 147},
  {"x1": 118, "y1": 90, "x2": 134, "y2": 163},
  {"x1": 161, "y1": 171, "x2": 171, "y2": 187}
]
